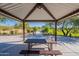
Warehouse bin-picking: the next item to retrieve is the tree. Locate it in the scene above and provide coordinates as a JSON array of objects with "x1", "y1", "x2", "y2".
[
  {"x1": 58, "y1": 16, "x2": 79, "y2": 36},
  {"x1": 42, "y1": 25, "x2": 53, "y2": 35},
  {"x1": 42, "y1": 26, "x2": 49, "y2": 34},
  {"x1": 31, "y1": 26, "x2": 40, "y2": 35},
  {"x1": 45, "y1": 22, "x2": 54, "y2": 29},
  {"x1": 62, "y1": 20, "x2": 73, "y2": 36},
  {"x1": 14, "y1": 22, "x2": 30, "y2": 29},
  {"x1": 71, "y1": 16, "x2": 79, "y2": 27},
  {"x1": 41, "y1": 22, "x2": 55, "y2": 35},
  {"x1": 33, "y1": 27, "x2": 40, "y2": 32},
  {"x1": 0, "y1": 16, "x2": 7, "y2": 23},
  {"x1": 27, "y1": 27, "x2": 33, "y2": 33},
  {"x1": 70, "y1": 16, "x2": 79, "y2": 33}
]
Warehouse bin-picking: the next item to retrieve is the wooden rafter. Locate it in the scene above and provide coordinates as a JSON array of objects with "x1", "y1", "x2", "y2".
[
  {"x1": 41, "y1": 3, "x2": 56, "y2": 20},
  {"x1": 57, "y1": 8, "x2": 79, "y2": 21},
  {"x1": 23, "y1": 3, "x2": 38, "y2": 20},
  {"x1": 23, "y1": 3, "x2": 57, "y2": 21},
  {"x1": 24, "y1": 19, "x2": 57, "y2": 22},
  {"x1": 0, "y1": 8, "x2": 22, "y2": 21},
  {"x1": 0, "y1": 12, "x2": 21, "y2": 22}
]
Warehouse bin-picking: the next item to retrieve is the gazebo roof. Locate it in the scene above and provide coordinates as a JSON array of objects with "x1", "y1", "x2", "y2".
[{"x1": 0, "y1": 3, "x2": 79, "y2": 22}]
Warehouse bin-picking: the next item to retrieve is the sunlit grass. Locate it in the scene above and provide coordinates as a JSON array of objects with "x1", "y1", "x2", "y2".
[
  {"x1": 57, "y1": 30, "x2": 79, "y2": 37},
  {"x1": 57, "y1": 31, "x2": 63, "y2": 36},
  {"x1": 72, "y1": 33, "x2": 79, "y2": 37}
]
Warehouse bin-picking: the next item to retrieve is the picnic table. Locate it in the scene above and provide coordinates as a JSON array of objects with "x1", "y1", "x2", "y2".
[
  {"x1": 24, "y1": 39, "x2": 57, "y2": 51},
  {"x1": 20, "y1": 39, "x2": 62, "y2": 56}
]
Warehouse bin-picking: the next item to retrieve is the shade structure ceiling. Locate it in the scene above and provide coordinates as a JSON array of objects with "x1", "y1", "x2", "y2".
[{"x1": 0, "y1": 3, "x2": 79, "y2": 22}]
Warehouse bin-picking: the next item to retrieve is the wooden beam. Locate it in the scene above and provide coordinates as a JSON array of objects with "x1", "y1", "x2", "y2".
[
  {"x1": 0, "y1": 12, "x2": 21, "y2": 22},
  {"x1": 0, "y1": 8, "x2": 22, "y2": 21},
  {"x1": 55, "y1": 21, "x2": 57, "y2": 41},
  {"x1": 24, "y1": 3, "x2": 57, "y2": 21},
  {"x1": 23, "y1": 20, "x2": 25, "y2": 42},
  {"x1": 66, "y1": 14, "x2": 79, "y2": 19},
  {"x1": 23, "y1": 4, "x2": 38, "y2": 20},
  {"x1": 41, "y1": 3, "x2": 57, "y2": 20},
  {"x1": 57, "y1": 8, "x2": 79, "y2": 21},
  {"x1": 24, "y1": 19, "x2": 57, "y2": 22}
]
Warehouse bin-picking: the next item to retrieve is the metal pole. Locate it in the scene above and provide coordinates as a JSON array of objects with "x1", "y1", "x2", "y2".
[
  {"x1": 23, "y1": 20, "x2": 25, "y2": 42},
  {"x1": 55, "y1": 21, "x2": 57, "y2": 41}
]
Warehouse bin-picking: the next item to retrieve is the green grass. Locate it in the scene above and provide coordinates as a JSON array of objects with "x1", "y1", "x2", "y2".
[
  {"x1": 71, "y1": 33, "x2": 79, "y2": 37},
  {"x1": 57, "y1": 31, "x2": 63, "y2": 36},
  {"x1": 57, "y1": 30, "x2": 79, "y2": 37}
]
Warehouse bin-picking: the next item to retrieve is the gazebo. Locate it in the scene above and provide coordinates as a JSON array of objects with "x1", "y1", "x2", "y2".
[
  {"x1": 0, "y1": 3, "x2": 79, "y2": 56},
  {"x1": 0, "y1": 3, "x2": 79, "y2": 43}
]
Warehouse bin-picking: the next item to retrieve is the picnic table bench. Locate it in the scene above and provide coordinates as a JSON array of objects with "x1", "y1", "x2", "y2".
[{"x1": 19, "y1": 50, "x2": 62, "y2": 56}]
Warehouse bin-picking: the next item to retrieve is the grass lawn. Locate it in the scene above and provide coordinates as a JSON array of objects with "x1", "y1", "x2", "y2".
[
  {"x1": 57, "y1": 30, "x2": 79, "y2": 37},
  {"x1": 71, "y1": 33, "x2": 79, "y2": 37}
]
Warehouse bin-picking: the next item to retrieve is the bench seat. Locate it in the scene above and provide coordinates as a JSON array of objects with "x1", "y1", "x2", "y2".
[{"x1": 19, "y1": 50, "x2": 62, "y2": 56}]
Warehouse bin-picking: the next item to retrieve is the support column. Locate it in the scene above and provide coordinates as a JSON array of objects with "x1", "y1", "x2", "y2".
[
  {"x1": 23, "y1": 20, "x2": 25, "y2": 42},
  {"x1": 55, "y1": 21, "x2": 57, "y2": 41}
]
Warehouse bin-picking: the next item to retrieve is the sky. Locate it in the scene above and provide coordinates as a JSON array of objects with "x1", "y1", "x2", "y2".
[
  {"x1": 0, "y1": 18, "x2": 72, "y2": 28},
  {"x1": 0, "y1": 18, "x2": 18, "y2": 26},
  {"x1": 28, "y1": 22, "x2": 46, "y2": 27},
  {"x1": 0, "y1": 18, "x2": 46, "y2": 27}
]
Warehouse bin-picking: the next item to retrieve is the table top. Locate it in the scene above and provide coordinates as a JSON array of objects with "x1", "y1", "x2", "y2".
[
  {"x1": 25, "y1": 39, "x2": 57, "y2": 44},
  {"x1": 25, "y1": 39, "x2": 46, "y2": 43}
]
